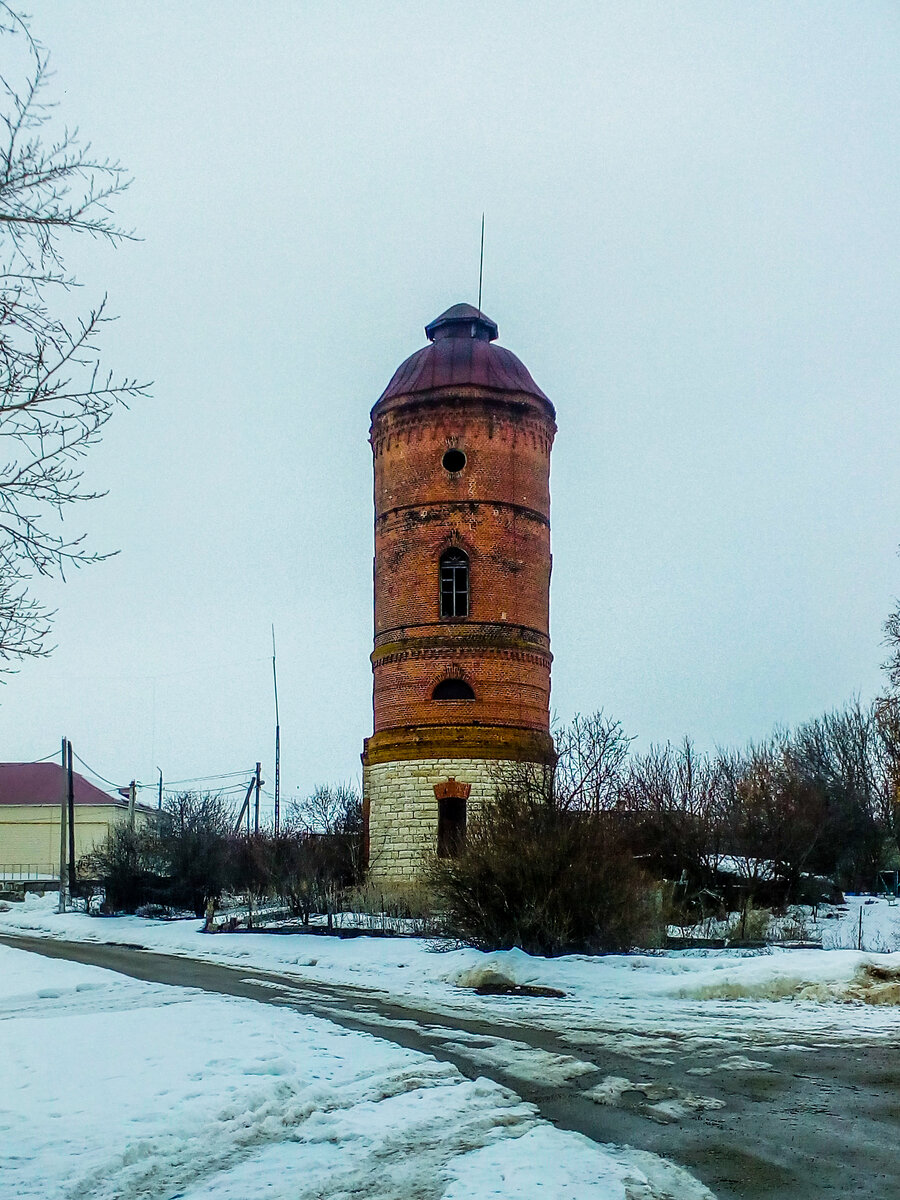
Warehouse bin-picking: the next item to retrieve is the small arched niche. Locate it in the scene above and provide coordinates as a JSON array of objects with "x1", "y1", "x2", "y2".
[{"x1": 432, "y1": 678, "x2": 475, "y2": 701}]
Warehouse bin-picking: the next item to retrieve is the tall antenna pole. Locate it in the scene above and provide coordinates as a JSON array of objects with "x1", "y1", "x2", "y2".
[
  {"x1": 477, "y1": 213, "x2": 485, "y2": 314},
  {"x1": 272, "y1": 624, "x2": 281, "y2": 835}
]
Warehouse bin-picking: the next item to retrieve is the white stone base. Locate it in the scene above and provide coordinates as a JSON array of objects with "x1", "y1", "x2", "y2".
[{"x1": 364, "y1": 756, "x2": 522, "y2": 883}]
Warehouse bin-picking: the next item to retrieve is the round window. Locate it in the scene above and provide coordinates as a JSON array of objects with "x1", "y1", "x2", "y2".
[{"x1": 442, "y1": 448, "x2": 466, "y2": 473}]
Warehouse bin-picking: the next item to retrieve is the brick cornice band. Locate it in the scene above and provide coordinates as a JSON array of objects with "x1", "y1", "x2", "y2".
[{"x1": 363, "y1": 725, "x2": 556, "y2": 766}]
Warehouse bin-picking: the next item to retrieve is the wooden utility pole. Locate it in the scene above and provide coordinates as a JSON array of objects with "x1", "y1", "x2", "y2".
[
  {"x1": 157, "y1": 768, "x2": 163, "y2": 810},
  {"x1": 128, "y1": 780, "x2": 136, "y2": 831},
  {"x1": 66, "y1": 741, "x2": 76, "y2": 894},
  {"x1": 254, "y1": 762, "x2": 261, "y2": 833},
  {"x1": 57, "y1": 737, "x2": 68, "y2": 913},
  {"x1": 233, "y1": 773, "x2": 256, "y2": 835}
]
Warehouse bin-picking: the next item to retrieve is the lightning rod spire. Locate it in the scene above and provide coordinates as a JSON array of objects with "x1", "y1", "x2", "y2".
[{"x1": 477, "y1": 213, "x2": 485, "y2": 314}]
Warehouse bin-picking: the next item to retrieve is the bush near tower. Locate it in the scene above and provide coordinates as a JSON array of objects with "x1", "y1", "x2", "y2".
[{"x1": 428, "y1": 775, "x2": 657, "y2": 956}]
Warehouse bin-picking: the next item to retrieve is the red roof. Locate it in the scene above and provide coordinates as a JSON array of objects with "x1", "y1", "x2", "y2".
[
  {"x1": 0, "y1": 762, "x2": 126, "y2": 808},
  {"x1": 377, "y1": 304, "x2": 552, "y2": 408}
]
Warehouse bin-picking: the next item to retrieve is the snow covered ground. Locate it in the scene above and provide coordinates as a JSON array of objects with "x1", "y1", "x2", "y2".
[
  {"x1": 2, "y1": 893, "x2": 899, "y2": 1037},
  {"x1": 0, "y1": 943, "x2": 714, "y2": 1199},
  {"x1": 669, "y1": 893, "x2": 900, "y2": 952},
  {"x1": 1, "y1": 897, "x2": 900, "y2": 1075},
  {"x1": 4, "y1": 896, "x2": 900, "y2": 1196}
]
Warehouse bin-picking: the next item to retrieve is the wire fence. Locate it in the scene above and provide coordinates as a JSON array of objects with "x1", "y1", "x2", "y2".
[{"x1": 0, "y1": 865, "x2": 56, "y2": 881}]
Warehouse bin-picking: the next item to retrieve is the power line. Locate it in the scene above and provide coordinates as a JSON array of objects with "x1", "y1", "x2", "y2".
[
  {"x1": 161, "y1": 770, "x2": 251, "y2": 786},
  {"x1": 163, "y1": 777, "x2": 248, "y2": 787},
  {"x1": 32, "y1": 748, "x2": 61, "y2": 764},
  {"x1": 157, "y1": 784, "x2": 251, "y2": 803},
  {"x1": 71, "y1": 752, "x2": 266, "y2": 801},
  {"x1": 71, "y1": 751, "x2": 123, "y2": 791}
]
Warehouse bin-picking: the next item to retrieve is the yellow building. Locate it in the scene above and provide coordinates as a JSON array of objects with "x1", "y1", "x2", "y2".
[{"x1": 0, "y1": 762, "x2": 152, "y2": 882}]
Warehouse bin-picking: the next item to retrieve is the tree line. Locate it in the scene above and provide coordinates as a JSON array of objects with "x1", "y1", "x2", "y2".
[
  {"x1": 82, "y1": 785, "x2": 363, "y2": 921},
  {"x1": 556, "y1": 699, "x2": 900, "y2": 897},
  {"x1": 83, "y1": 695, "x2": 900, "y2": 954},
  {"x1": 429, "y1": 698, "x2": 900, "y2": 956}
]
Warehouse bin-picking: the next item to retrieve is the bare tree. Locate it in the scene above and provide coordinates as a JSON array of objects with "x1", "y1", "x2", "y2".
[
  {"x1": 158, "y1": 791, "x2": 232, "y2": 916},
  {"x1": 286, "y1": 783, "x2": 365, "y2": 897},
  {"x1": 731, "y1": 738, "x2": 826, "y2": 900},
  {"x1": 884, "y1": 601, "x2": 900, "y2": 693},
  {"x1": 873, "y1": 697, "x2": 900, "y2": 859},
  {"x1": 553, "y1": 710, "x2": 632, "y2": 813},
  {"x1": 287, "y1": 783, "x2": 361, "y2": 836},
  {"x1": 0, "y1": 6, "x2": 148, "y2": 670},
  {"x1": 623, "y1": 737, "x2": 729, "y2": 887},
  {"x1": 790, "y1": 704, "x2": 885, "y2": 888}
]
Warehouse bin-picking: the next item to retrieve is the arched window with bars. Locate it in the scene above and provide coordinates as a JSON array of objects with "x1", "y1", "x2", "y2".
[{"x1": 439, "y1": 549, "x2": 469, "y2": 619}]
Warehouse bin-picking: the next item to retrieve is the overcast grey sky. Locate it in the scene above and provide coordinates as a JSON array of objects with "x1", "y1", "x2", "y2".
[{"x1": 3, "y1": 1, "x2": 899, "y2": 813}]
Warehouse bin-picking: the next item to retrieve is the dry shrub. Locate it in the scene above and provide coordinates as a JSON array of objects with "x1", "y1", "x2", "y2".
[
  {"x1": 348, "y1": 880, "x2": 435, "y2": 919},
  {"x1": 681, "y1": 961, "x2": 900, "y2": 1005},
  {"x1": 848, "y1": 962, "x2": 900, "y2": 1005},
  {"x1": 725, "y1": 902, "x2": 772, "y2": 943},
  {"x1": 428, "y1": 784, "x2": 657, "y2": 956},
  {"x1": 343, "y1": 880, "x2": 439, "y2": 934}
]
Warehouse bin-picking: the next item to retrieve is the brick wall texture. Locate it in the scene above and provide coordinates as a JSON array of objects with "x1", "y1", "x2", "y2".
[{"x1": 370, "y1": 391, "x2": 556, "y2": 738}]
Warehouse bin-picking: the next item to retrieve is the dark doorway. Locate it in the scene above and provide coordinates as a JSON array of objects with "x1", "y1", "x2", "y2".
[{"x1": 437, "y1": 796, "x2": 467, "y2": 858}]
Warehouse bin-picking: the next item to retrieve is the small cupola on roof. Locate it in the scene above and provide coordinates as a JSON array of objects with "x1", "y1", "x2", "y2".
[
  {"x1": 424, "y1": 303, "x2": 499, "y2": 343},
  {"x1": 376, "y1": 302, "x2": 552, "y2": 409}
]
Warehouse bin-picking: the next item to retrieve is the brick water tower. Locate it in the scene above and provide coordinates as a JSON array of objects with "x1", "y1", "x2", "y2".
[{"x1": 362, "y1": 303, "x2": 556, "y2": 881}]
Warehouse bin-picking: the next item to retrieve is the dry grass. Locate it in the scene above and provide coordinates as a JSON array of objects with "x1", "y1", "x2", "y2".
[{"x1": 680, "y1": 961, "x2": 900, "y2": 1005}]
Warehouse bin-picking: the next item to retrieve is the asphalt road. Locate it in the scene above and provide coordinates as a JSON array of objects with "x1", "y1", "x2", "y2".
[{"x1": 3, "y1": 933, "x2": 898, "y2": 1200}]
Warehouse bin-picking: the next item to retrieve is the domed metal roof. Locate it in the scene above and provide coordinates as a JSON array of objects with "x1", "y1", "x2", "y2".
[{"x1": 377, "y1": 304, "x2": 550, "y2": 405}]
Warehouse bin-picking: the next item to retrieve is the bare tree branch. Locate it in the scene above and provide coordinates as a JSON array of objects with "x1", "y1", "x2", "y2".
[{"x1": 0, "y1": 5, "x2": 150, "y2": 675}]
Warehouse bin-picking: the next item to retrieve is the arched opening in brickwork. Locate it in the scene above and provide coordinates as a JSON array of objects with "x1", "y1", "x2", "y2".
[
  {"x1": 439, "y1": 549, "x2": 469, "y2": 618},
  {"x1": 432, "y1": 677, "x2": 475, "y2": 700}
]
